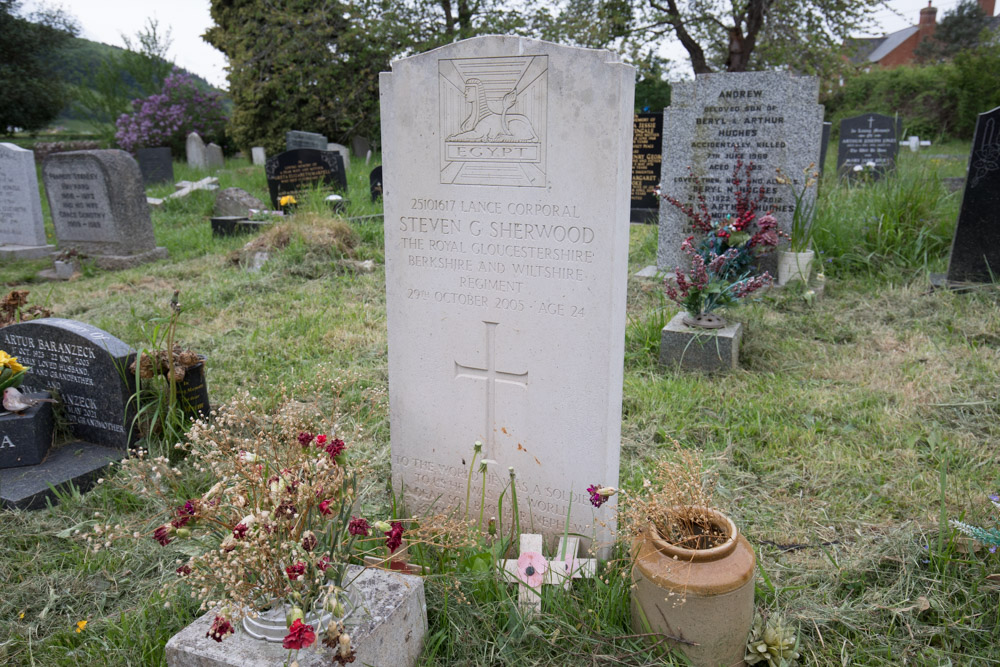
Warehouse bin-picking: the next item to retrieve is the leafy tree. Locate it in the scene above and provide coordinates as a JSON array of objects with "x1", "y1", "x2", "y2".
[
  {"x1": 0, "y1": 0, "x2": 78, "y2": 135},
  {"x1": 634, "y1": 0, "x2": 888, "y2": 76},
  {"x1": 915, "y1": 0, "x2": 992, "y2": 63},
  {"x1": 72, "y1": 19, "x2": 175, "y2": 144}
]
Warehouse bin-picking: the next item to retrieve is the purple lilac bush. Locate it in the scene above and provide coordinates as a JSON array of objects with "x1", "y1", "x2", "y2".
[{"x1": 115, "y1": 70, "x2": 227, "y2": 155}]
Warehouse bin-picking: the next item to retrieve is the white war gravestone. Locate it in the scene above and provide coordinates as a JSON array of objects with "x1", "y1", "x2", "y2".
[
  {"x1": 0, "y1": 143, "x2": 55, "y2": 259},
  {"x1": 656, "y1": 72, "x2": 824, "y2": 274},
  {"x1": 381, "y1": 36, "x2": 633, "y2": 555}
]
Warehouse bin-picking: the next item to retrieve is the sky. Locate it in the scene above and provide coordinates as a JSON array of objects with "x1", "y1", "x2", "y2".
[{"x1": 28, "y1": 0, "x2": 988, "y2": 90}]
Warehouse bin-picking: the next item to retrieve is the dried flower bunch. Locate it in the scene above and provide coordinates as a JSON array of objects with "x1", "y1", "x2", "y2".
[
  {"x1": 129, "y1": 345, "x2": 202, "y2": 382},
  {"x1": 0, "y1": 289, "x2": 51, "y2": 328},
  {"x1": 618, "y1": 440, "x2": 726, "y2": 551}
]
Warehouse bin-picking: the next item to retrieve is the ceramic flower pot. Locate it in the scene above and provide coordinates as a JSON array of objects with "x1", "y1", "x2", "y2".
[
  {"x1": 631, "y1": 507, "x2": 756, "y2": 667},
  {"x1": 242, "y1": 586, "x2": 361, "y2": 642},
  {"x1": 777, "y1": 250, "x2": 815, "y2": 286}
]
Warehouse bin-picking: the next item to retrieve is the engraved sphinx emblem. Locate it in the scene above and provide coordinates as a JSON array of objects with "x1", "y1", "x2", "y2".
[{"x1": 440, "y1": 55, "x2": 547, "y2": 187}]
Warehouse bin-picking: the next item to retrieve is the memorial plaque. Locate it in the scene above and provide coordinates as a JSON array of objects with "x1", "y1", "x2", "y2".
[
  {"x1": 0, "y1": 143, "x2": 53, "y2": 258},
  {"x1": 656, "y1": 72, "x2": 824, "y2": 273},
  {"x1": 631, "y1": 113, "x2": 663, "y2": 223},
  {"x1": 286, "y1": 130, "x2": 328, "y2": 151},
  {"x1": 264, "y1": 149, "x2": 347, "y2": 209},
  {"x1": 836, "y1": 113, "x2": 901, "y2": 179},
  {"x1": 186, "y1": 132, "x2": 207, "y2": 169},
  {"x1": 41, "y1": 150, "x2": 167, "y2": 267},
  {"x1": 0, "y1": 318, "x2": 137, "y2": 449},
  {"x1": 945, "y1": 106, "x2": 1000, "y2": 283},
  {"x1": 136, "y1": 147, "x2": 174, "y2": 185},
  {"x1": 381, "y1": 36, "x2": 633, "y2": 551}
]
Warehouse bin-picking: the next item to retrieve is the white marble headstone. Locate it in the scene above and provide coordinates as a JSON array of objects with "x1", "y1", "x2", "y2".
[
  {"x1": 0, "y1": 143, "x2": 51, "y2": 256},
  {"x1": 381, "y1": 36, "x2": 633, "y2": 553},
  {"x1": 186, "y1": 132, "x2": 207, "y2": 169},
  {"x1": 251, "y1": 147, "x2": 266, "y2": 166},
  {"x1": 656, "y1": 72, "x2": 824, "y2": 273},
  {"x1": 327, "y1": 143, "x2": 350, "y2": 170}
]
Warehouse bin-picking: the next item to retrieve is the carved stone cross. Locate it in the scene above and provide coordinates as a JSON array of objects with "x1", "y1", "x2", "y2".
[
  {"x1": 499, "y1": 533, "x2": 597, "y2": 612},
  {"x1": 900, "y1": 135, "x2": 932, "y2": 152}
]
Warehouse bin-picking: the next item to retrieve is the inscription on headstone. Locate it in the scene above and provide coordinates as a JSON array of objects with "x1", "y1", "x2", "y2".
[
  {"x1": 42, "y1": 150, "x2": 168, "y2": 268},
  {"x1": 381, "y1": 37, "x2": 633, "y2": 551},
  {"x1": 631, "y1": 113, "x2": 663, "y2": 223},
  {"x1": 656, "y1": 72, "x2": 824, "y2": 273},
  {"x1": 264, "y1": 149, "x2": 347, "y2": 209},
  {"x1": 836, "y1": 113, "x2": 901, "y2": 178},
  {"x1": 945, "y1": 106, "x2": 1000, "y2": 283},
  {"x1": 286, "y1": 130, "x2": 328, "y2": 152},
  {"x1": 0, "y1": 318, "x2": 136, "y2": 448},
  {"x1": 0, "y1": 143, "x2": 54, "y2": 258}
]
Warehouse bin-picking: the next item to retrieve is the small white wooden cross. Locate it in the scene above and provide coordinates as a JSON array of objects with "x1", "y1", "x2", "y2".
[
  {"x1": 900, "y1": 135, "x2": 932, "y2": 153},
  {"x1": 499, "y1": 533, "x2": 597, "y2": 612}
]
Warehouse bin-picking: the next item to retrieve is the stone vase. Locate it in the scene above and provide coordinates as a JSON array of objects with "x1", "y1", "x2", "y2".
[
  {"x1": 631, "y1": 508, "x2": 756, "y2": 666},
  {"x1": 777, "y1": 250, "x2": 815, "y2": 286}
]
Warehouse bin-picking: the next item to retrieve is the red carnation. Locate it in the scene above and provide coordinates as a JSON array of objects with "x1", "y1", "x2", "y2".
[
  {"x1": 286, "y1": 561, "x2": 306, "y2": 581},
  {"x1": 325, "y1": 438, "x2": 346, "y2": 460},
  {"x1": 385, "y1": 521, "x2": 404, "y2": 554},
  {"x1": 297, "y1": 431, "x2": 314, "y2": 446},
  {"x1": 206, "y1": 614, "x2": 234, "y2": 642},
  {"x1": 348, "y1": 516, "x2": 370, "y2": 537},
  {"x1": 233, "y1": 523, "x2": 249, "y2": 539},
  {"x1": 282, "y1": 619, "x2": 316, "y2": 650},
  {"x1": 317, "y1": 555, "x2": 332, "y2": 572},
  {"x1": 153, "y1": 525, "x2": 173, "y2": 546},
  {"x1": 319, "y1": 499, "x2": 334, "y2": 515},
  {"x1": 176, "y1": 564, "x2": 192, "y2": 576},
  {"x1": 316, "y1": 434, "x2": 328, "y2": 446}
]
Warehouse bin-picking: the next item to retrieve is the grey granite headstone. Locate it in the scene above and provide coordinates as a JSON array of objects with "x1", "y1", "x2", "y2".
[
  {"x1": 286, "y1": 130, "x2": 328, "y2": 151},
  {"x1": 351, "y1": 136, "x2": 371, "y2": 158},
  {"x1": 944, "y1": 106, "x2": 1000, "y2": 283},
  {"x1": 136, "y1": 147, "x2": 174, "y2": 185},
  {"x1": 251, "y1": 146, "x2": 266, "y2": 166},
  {"x1": 326, "y1": 142, "x2": 350, "y2": 170},
  {"x1": 42, "y1": 150, "x2": 168, "y2": 269},
  {"x1": 186, "y1": 132, "x2": 207, "y2": 169},
  {"x1": 0, "y1": 143, "x2": 55, "y2": 259},
  {"x1": 836, "y1": 113, "x2": 901, "y2": 179},
  {"x1": 165, "y1": 565, "x2": 426, "y2": 667},
  {"x1": 214, "y1": 187, "x2": 265, "y2": 217},
  {"x1": 206, "y1": 143, "x2": 224, "y2": 169},
  {"x1": 656, "y1": 72, "x2": 824, "y2": 273}
]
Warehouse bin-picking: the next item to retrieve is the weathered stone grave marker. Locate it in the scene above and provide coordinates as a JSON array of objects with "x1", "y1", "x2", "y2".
[
  {"x1": 352, "y1": 136, "x2": 371, "y2": 158},
  {"x1": 941, "y1": 106, "x2": 1000, "y2": 284},
  {"x1": 264, "y1": 149, "x2": 347, "y2": 209},
  {"x1": 42, "y1": 150, "x2": 168, "y2": 269},
  {"x1": 0, "y1": 143, "x2": 55, "y2": 259},
  {"x1": 286, "y1": 130, "x2": 328, "y2": 152},
  {"x1": 327, "y1": 142, "x2": 351, "y2": 170},
  {"x1": 631, "y1": 112, "x2": 663, "y2": 223},
  {"x1": 0, "y1": 318, "x2": 137, "y2": 509},
  {"x1": 205, "y1": 143, "x2": 224, "y2": 169},
  {"x1": 136, "y1": 147, "x2": 174, "y2": 185},
  {"x1": 186, "y1": 132, "x2": 207, "y2": 169},
  {"x1": 656, "y1": 72, "x2": 824, "y2": 274},
  {"x1": 837, "y1": 113, "x2": 901, "y2": 179},
  {"x1": 251, "y1": 146, "x2": 266, "y2": 166},
  {"x1": 381, "y1": 36, "x2": 632, "y2": 553}
]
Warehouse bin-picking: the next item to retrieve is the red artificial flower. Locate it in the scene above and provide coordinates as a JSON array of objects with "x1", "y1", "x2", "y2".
[
  {"x1": 385, "y1": 521, "x2": 404, "y2": 554},
  {"x1": 297, "y1": 431, "x2": 314, "y2": 446},
  {"x1": 282, "y1": 619, "x2": 316, "y2": 650},
  {"x1": 206, "y1": 614, "x2": 234, "y2": 642},
  {"x1": 286, "y1": 561, "x2": 306, "y2": 581},
  {"x1": 319, "y1": 499, "x2": 334, "y2": 515},
  {"x1": 348, "y1": 516, "x2": 370, "y2": 537}
]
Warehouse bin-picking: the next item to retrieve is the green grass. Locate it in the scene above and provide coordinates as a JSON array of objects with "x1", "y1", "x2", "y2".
[{"x1": 2, "y1": 147, "x2": 999, "y2": 665}]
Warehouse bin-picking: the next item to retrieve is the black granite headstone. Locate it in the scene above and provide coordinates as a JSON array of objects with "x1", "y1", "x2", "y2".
[
  {"x1": 370, "y1": 166, "x2": 383, "y2": 203},
  {"x1": 0, "y1": 319, "x2": 136, "y2": 449},
  {"x1": 631, "y1": 113, "x2": 663, "y2": 223},
  {"x1": 819, "y1": 122, "x2": 831, "y2": 175},
  {"x1": 265, "y1": 149, "x2": 347, "y2": 209},
  {"x1": 136, "y1": 147, "x2": 174, "y2": 185},
  {"x1": 945, "y1": 106, "x2": 1000, "y2": 283},
  {"x1": 285, "y1": 130, "x2": 328, "y2": 152},
  {"x1": 836, "y1": 113, "x2": 902, "y2": 179},
  {"x1": 0, "y1": 442, "x2": 120, "y2": 509}
]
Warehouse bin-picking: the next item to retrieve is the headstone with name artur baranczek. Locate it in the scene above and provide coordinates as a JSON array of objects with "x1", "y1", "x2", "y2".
[
  {"x1": 286, "y1": 130, "x2": 328, "y2": 152},
  {"x1": 136, "y1": 147, "x2": 175, "y2": 185},
  {"x1": 943, "y1": 106, "x2": 1000, "y2": 284},
  {"x1": 0, "y1": 143, "x2": 56, "y2": 259},
  {"x1": 264, "y1": 149, "x2": 347, "y2": 209},
  {"x1": 656, "y1": 71, "x2": 824, "y2": 275},
  {"x1": 836, "y1": 113, "x2": 901, "y2": 179},
  {"x1": 0, "y1": 318, "x2": 138, "y2": 509},
  {"x1": 42, "y1": 150, "x2": 169, "y2": 269},
  {"x1": 631, "y1": 112, "x2": 663, "y2": 223},
  {"x1": 381, "y1": 35, "x2": 633, "y2": 554}
]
